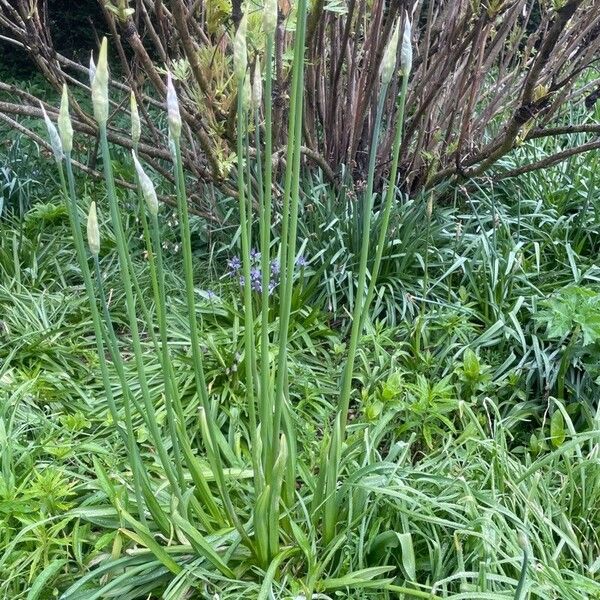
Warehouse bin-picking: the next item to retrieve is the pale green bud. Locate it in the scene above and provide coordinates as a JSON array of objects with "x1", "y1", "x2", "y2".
[
  {"x1": 87, "y1": 201, "x2": 100, "y2": 255},
  {"x1": 400, "y1": 12, "x2": 413, "y2": 76},
  {"x1": 233, "y1": 14, "x2": 248, "y2": 81},
  {"x1": 251, "y1": 59, "x2": 262, "y2": 110},
  {"x1": 58, "y1": 84, "x2": 73, "y2": 155},
  {"x1": 132, "y1": 151, "x2": 158, "y2": 216},
  {"x1": 92, "y1": 38, "x2": 109, "y2": 125},
  {"x1": 130, "y1": 91, "x2": 141, "y2": 145},
  {"x1": 166, "y1": 73, "x2": 182, "y2": 140},
  {"x1": 263, "y1": 0, "x2": 277, "y2": 35},
  {"x1": 381, "y1": 19, "x2": 400, "y2": 85},
  {"x1": 40, "y1": 103, "x2": 63, "y2": 163}
]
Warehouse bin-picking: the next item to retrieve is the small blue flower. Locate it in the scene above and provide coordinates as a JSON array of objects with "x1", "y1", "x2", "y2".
[
  {"x1": 251, "y1": 278, "x2": 262, "y2": 292},
  {"x1": 296, "y1": 255, "x2": 308, "y2": 268},
  {"x1": 268, "y1": 280, "x2": 277, "y2": 294},
  {"x1": 250, "y1": 248, "x2": 261, "y2": 262},
  {"x1": 239, "y1": 275, "x2": 245, "y2": 287},
  {"x1": 271, "y1": 259, "x2": 280, "y2": 276},
  {"x1": 227, "y1": 256, "x2": 241, "y2": 275},
  {"x1": 250, "y1": 267, "x2": 261, "y2": 282}
]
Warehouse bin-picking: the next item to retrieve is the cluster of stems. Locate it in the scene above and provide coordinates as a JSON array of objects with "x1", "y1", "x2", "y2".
[{"x1": 43, "y1": 2, "x2": 413, "y2": 581}]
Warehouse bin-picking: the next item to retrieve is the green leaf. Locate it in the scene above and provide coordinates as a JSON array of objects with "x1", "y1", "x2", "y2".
[
  {"x1": 550, "y1": 410, "x2": 566, "y2": 448},
  {"x1": 27, "y1": 559, "x2": 67, "y2": 600}
]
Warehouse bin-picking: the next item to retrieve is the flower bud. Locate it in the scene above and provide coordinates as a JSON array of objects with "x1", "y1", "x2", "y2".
[
  {"x1": 87, "y1": 201, "x2": 100, "y2": 256},
  {"x1": 400, "y1": 12, "x2": 413, "y2": 76},
  {"x1": 58, "y1": 84, "x2": 73, "y2": 155},
  {"x1": 381, "y1": 18, "x2": 400, "y2": 85},
  {"x1": 263, "y1": 0, "x2": 277, "y2": 35},
  {"x1": 233, "y1": 14, "x2": 248, "y2": 81},
  {"x1": 251, "y1": 60, "x2": 262, "y2": 110},
  {"x1": 166, "y1": 73, "x2": 182, "y2": 140},
  {"x1": 130, "y1": 91, "x2": 141, "y2": 145},
  {"x1": 92, "y1": 38, "x2": 109, "y2": 125},
  {"x1": 132, "y1": 151, "x2": 159, "y2": 216},
  {"x1": 426, "y1": 195, "x2": 433, "y2": 219},
  {"x1": 89, "y1": 52, "x2": 96, "y2": 86},
  {"x1": 40, "y1": 103, "x2": 63, "y2": 163}
]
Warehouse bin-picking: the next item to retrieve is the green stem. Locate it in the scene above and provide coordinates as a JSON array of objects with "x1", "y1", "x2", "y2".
[
  {"x1": 59, "y1": 157, "x2": 148, "y2": 526},
  {"x1": 99, "y1": 126, "x2": 182, "y2": 501}
]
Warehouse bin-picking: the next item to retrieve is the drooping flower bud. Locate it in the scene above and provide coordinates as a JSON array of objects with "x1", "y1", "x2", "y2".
[
  {"x1": 233, "y1": 13, "x2": 248, "y2": 81},
  {"x1": 251, "y1": 59, "x2": 262, "y2": 110},
  {"x1": 130, "y1": 91, "x2": 141, "y2": 145},
  {"x1": 166, "y1": 73, "x2": 182, "y2": 140},
  {"x1": 92, "y1": 38, "x2": 109, "y2": 125},
  {"x1": 40, "y1": 103, "x2": 63, "y2": 163},
  {"x1": 132, "y1": 151, "x2": 159, "y2": 216},
  {"x1": 400, "y1": 12, "x2": 413, "y2": 76},
  {"x1": 263, "y1": 0, "x2": 277, "y2": 35},
  {"x1": 58, "y1": 84, "x2": 73, "y2": 155},
  {"x1": 380, "y1": 18, "x2": 400, "y2": 85},
  {"x1": 89, "y1": 52, "x2": 96, "y2": 86},
  {"x1": 87, "y1": 201, "x2": 100, "y2": 256}
]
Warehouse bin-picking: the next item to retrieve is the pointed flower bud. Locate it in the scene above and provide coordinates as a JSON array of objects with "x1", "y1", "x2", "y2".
[
  {"x1": 58, "y1": 84, "x2": 73, "y2": 155},
  {"x1": 130, "y1": 91, "x2": 141, "y2": 145},
  {"x1": 132, "y1": 151, "x2": 159, "y2": 216},
  {"x1": 87, "y1": 201, "x2": 100, "y2": 256},
  {"x1": 166, "y1": 73, "x2": 182, "y2": 140},
  {"x1": 263, "y1": 0, "x2": 277, "y2": 35},
  {"x1": 251, "y1": 59, "x2": 262, "y2": 110},
  {"x1": 400, "y1": 12, "x2": 413, "y2": 76},
  {"x1": 92, "y1": 38, "x2": 109, "y2": 125},
  {"x1": 89, "y1": 51, "x2": 96, "y2": 86},
  {"x1": 40, "y1": 103, "x2": 63, "y2": 163},
  {"x1": 381, "y1": 18, "x2": 400, "y2": 85},
  {"x1": 233, "y1": 14, "x2": 248, "y2": 81}
]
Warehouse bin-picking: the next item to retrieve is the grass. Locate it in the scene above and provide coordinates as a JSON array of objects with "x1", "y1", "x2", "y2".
[{"x1": 1, "y1": 10, "x2": 600, "y2": 600}]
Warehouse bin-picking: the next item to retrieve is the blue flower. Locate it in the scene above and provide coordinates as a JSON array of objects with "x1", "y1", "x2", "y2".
[
  {"x1": 227, "y1": 256, "x2": 241, "y2": 275},
  {"x1": 250, "y1": 248, "x2": 261, "y2": 262},
  {"x1": 296, "y1": 255, "x2": 308, "y2": 268},
  {"x1": 271, "y1": 259, "x2": 280, "y2": 276}
]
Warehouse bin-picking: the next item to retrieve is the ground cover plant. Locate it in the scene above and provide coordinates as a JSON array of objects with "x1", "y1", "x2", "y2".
[{"x1": 0, "y1": 0, "x2": 600, "y2": 599}]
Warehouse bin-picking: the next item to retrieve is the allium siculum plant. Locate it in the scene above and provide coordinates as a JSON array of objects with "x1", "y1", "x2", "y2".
[{"x1": 43, "y1": 2, "x2": 413, "y2": 593}]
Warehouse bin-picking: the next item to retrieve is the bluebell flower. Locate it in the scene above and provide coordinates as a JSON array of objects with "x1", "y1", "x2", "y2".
[
  {"x1": 270, "y1": 259, "x2": 280, "y2": 276},
  {"x1": 268, "y1": 280, "x2": 277, "y2": 294},
  {"x1": 239, "y1": 275, "x2": 245, "y2": 287},
  {"x1": 250, "y1": 267, "x2": 261, "y2": 282},
  {"x1": 250, "y1": 248, "x2": 261, "y2": 262},
  {"x1": 251, "y1": 278, "x2": 262, "y2": 292},
  {"x1": 296, "y1": 255, "x2": 308, "y2": 268},
  {"x1": 227, "y1": 256, "x2": 241, "y2": 275}
]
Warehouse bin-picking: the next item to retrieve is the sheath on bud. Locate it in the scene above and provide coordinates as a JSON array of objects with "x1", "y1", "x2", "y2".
[
  {"x1": 380, "y1": 19, "x2": 400, "y2": 85},
  {"x1": 263, "y1": 0, "x2": 277, "y2": 35},
  {"x1": 92, "y1": 38, "x2": 109, "y2": 125},
  {"x1": 131, "y1": 91, "x2": 141, "y2": 146},
  {"x1": 58, "y1": 84, "x2": 73, "y2": 155},
  {"x1": 40, "y1": 103, "x2": 63, "y2": 163},
  {"x1": 252, "y1": 59, "x2": 263, "y2": 111},
  {"x1": 233, "y1": 13, "x2": 248, "y2": 82},
  {"x1": 89, "y1": 52, "x2": 96, "y2": 86},
  {"x1": 87, "y1": 201, "x2": 100, "y2": 256},
  {"x1": 400, "y1": 12, "x2": 413, "y2": 76},
  {"x1": 166, "y1": 73, "x2": 182, "y2": 140},
  {"x1": 132, "y1": 151, "x2": 159, "y2": 216}
]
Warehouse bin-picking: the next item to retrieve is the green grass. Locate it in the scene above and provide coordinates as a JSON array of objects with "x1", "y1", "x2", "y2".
[{"x1": 1, "y1": 17, "x2": 600, "y2": 600}]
